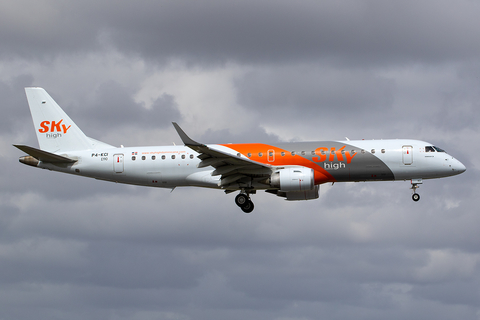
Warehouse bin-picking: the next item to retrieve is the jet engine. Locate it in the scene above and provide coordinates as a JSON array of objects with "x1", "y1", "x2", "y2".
[{"x1": 269, "y1": 167, "x2": 315, "y2": 191}]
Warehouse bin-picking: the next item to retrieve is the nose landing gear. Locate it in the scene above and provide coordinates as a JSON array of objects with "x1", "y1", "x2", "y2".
[
  {"x1": 410, "y1": 179, "x2": 422, "y2": 202},
  {"x1": 235, "y1": 192, "x2": 255, "y2": 213}
]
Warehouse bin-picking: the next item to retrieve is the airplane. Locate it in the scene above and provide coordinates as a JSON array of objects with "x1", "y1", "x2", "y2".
[{"x1": 14, "y1": 87, "x2": 466, "y2": 213}]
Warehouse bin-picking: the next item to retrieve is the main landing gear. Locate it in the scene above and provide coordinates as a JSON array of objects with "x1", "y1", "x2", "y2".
[
  {"x1": 235, "y1": 192, "x2": 255, "y2": 213},
  {"x1": 410, "y1": 179, "x2": 422, "y2": 202}
]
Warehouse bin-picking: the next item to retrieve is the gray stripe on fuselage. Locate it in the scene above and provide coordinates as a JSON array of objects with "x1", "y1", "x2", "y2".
[{"x1": 275, "y1": 141, "x2": 395, "y2": 182}]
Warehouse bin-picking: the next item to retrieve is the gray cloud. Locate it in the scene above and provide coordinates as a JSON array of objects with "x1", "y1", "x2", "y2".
[
  {"x1": 2, "y1": 1, "x2": 480, "y2": 319},
  {"x1": 70, "y1": 81, "x2": 182, "y2": 132},
  {"x1": 2, "y1": 1, "x2": 480, "y2": 67},
  {"x1": 235, "y1": 65, "x2": 395, "y2": 119},
  {"x1": 81, "y1": 0, "x2": 480, "y2": 66},
  {"x1": 198, "y1": 126, "x2": 281, "y2": 144},
  {"x1": 0, "y1": 74, "x2": 34, "y2": 133}
]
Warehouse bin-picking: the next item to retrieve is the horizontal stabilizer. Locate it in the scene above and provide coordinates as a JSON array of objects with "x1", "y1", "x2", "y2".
[{"x1": 13, "y1": 145, "x2": 76, "y2": 163}]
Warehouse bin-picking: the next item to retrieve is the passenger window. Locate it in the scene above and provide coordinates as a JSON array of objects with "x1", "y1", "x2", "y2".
[
  {"x1": 269, "y1": 152, "x2": 273, "y2": 157},
  {"x1": 291, "y1": 151, "x2": 296, "y2": 156},
  {"x1": 281, "y1": 152, "x2": 285, "y2": 156},
  {"x1": 371, "y1": 149, "x2": 375, "y2": 154},
  {"x1": 361, "y1": 149, "x2": 365, "y2": 154},
  {"x1": 171, "y1": 155, "x2": 175, "y2": 159},
  {"x1": 311, "y1": 151, "x2": 315, "y2": 155},
  {"x1": 247, "y1": 153, "x2": 252, "y2": 157},
  {"x1": 181, "y1": 154, "x2": 185, "y2": 159},
  {"x1": 237, "y1": 153, "x2": 241, "y2": 157},
  {"x1": 258, "y1": 152, "x2": 263, "y2": 157},
  {"x1": 351, "y1": 150, "x2": 355, "y2": 154},
  {"x1": 152, "y1": 155, "x2": 156, "y2": 160},
  {"x1": 190, "y1": 154, "x2": 194, "y2": 159},
  {"x1": 381, "y1": 149, "x2": 385, "y2": 153},
  {"x1": 132, "y1": 156, "x2": 136, "y2": 160},
  {"x1": 142, "y1": 156, "x2": 146, "y2": 160},
  {"x1": 301, "y1": 151, "x2": 306, "y2": 156},
  {"x1": 162, "y1": 155, "x2": 166, "y2": 160}
]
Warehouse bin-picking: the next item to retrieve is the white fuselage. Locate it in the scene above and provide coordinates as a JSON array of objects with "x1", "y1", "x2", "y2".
[{"x1": 37, "y1": 139, "x2": 465, "y2": 190}]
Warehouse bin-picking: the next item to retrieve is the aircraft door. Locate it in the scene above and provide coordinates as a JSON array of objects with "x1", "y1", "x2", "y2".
[
  {"x1": 114, "y1": 154, "x2": 124, "y2": 173},
  {"x1": 402, "y1": 146, "x2": 413, "y2": 165}
]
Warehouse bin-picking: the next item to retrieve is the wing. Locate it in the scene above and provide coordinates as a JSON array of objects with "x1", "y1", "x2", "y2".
[{"x1": 172, "y1": 123, "x2": 272, "y2": 190}]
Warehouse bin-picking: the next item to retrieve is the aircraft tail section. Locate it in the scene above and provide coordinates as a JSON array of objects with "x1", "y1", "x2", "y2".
[{"x1": 25, "y1": 87, "x2": 97, "y2": 152}]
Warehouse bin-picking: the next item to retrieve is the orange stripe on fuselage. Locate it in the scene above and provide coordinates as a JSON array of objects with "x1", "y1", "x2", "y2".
[{"x1": 220, "y1": 143, "x2": 336, "y2": 184}]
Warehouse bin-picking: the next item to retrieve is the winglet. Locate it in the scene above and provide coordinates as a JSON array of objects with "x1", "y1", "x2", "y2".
[{"x1": 172, "y1": 122, "x2": 205, "y2": 147}]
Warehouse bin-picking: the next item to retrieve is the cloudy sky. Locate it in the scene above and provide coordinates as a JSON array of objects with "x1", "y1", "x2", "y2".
[{"x1": 1, "y1": 0, "x2": 480, "y2": 319}]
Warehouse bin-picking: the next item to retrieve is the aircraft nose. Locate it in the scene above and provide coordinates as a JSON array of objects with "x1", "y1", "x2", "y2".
[{"x1": 453, "y1": 158, "x2": 466, "y2": 174}]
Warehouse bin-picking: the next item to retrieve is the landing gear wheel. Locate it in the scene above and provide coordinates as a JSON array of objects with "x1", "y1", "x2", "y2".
[
  {"x1": 235, "y1": 194, "x2": 248, "y2": 207},
  {"x1": 241, "y1": 200, "x2": 254, "y2": 213},
  {"x1": 410, "y1": 180, "x2": 422, "y2": 202}
]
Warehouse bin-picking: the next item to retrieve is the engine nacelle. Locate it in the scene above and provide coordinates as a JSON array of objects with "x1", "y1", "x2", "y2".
[
  {"x1": 279, "y1": 186, "x2": 320, "y2": 201},
  {"x1": 269, "y1": 167, "x2": 315, "y2": 192}
]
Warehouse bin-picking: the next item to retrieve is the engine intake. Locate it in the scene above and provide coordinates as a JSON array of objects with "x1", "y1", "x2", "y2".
[{"x1": 269, "y1": 167, "x2": 315, "y2": 191}]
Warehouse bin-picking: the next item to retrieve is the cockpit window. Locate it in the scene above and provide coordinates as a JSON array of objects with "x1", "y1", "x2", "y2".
[
  {"x1": 433, "y1": 146, "x2": 445, "y2": 152},
  {"x1": 425, "y1": 146, "x2": 446, "y2": 152}
]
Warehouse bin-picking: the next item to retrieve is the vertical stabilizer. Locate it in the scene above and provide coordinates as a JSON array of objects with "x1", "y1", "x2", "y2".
[{"x1": 25, "y1": 87, "x2": 94, "y2": 152}]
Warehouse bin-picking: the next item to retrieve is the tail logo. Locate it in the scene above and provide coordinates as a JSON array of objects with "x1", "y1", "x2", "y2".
[{"x1": 38, "y1": 120, "x2": 71, "y2": 139}]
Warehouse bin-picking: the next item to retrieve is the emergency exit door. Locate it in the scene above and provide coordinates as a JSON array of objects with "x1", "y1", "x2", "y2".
[{"x1": 114, "y1": 154, "x2": 124, "y2": 173}]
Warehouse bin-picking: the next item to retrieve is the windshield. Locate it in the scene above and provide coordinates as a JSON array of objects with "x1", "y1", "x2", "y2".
[
  {"x1": 425, "y1": 146, "x2": 446, "y2": 153},
  {"x1": 433, "y1": 146, "x2": 445, "y2": 152}
]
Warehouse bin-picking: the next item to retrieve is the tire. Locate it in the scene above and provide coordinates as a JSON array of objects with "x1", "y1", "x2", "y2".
[
  {"x1": 235, "y1": 194, "x2": 248, "y2": 207},
  {"x1": 241, "y1": 200, "x2": 254, "y2": 213},
  {"x1": 412, "y1": 193, "x2": 420, "y2": 202}
]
